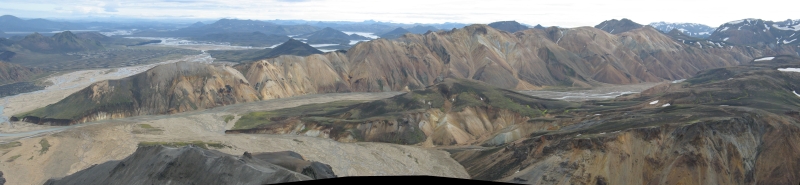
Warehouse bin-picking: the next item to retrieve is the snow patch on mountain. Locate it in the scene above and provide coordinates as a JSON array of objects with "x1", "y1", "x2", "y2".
[
  {"x1": 754, "y1": 57, "x2": 774, "y2": 61},
  {"x1": 779, "y1": 68, "x2": 800, "y2": 73}
]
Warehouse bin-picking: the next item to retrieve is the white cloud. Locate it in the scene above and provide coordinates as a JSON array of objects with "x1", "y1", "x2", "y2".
[{"x1": 1, "y1": 0, "x2": 800, "y2": 27}]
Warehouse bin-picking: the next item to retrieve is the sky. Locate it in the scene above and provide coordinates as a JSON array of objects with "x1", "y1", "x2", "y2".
[{"x1": 1, "y1": 0, "x2": 799, "y2": 27}]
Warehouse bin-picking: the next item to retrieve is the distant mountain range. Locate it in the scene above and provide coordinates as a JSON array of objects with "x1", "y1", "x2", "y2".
[
  {"x1": 708, "y1": 18, "x2": 800, "y2": 46},
  {"x1": 649, "y1": 22, "x2": 715, "y2": 38},
  {"x1": 133, "y1": 19, "x2": 320, "y2": 37},
  {"x1": 0, "y1": 15, "x2": 86, "y2": 32}
]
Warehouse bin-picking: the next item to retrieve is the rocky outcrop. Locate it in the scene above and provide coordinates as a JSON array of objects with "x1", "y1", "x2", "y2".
[
  {"x1": 488, "y1": 21, "x2": 528, "y2": 33},
  {"x1": 43, "y1": 145, "x2": 320, "y2": 185},
  {"x1": 252, "y1": 151, "x2": 337, "y2": 179},
  {"x1": 450, "y1": 55, "x2": 800, "y2": 184}
]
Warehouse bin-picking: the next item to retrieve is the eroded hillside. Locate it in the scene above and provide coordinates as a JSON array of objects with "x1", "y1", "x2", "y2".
[{"x1": 450, "y1": 55, "x2": 800, "y2": 184}]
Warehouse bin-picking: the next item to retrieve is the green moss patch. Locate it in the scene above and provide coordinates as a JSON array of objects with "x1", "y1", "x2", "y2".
[
  {"x1": 39, "y1": 138, "x2": 50, "y2": 155},
  {"x1": 0, "y1": 142, "x2": 22, "y2": 150}
]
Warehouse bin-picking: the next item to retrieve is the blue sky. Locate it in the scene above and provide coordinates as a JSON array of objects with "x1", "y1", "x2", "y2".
[{"x1": 1, "y1": 0, "x2": 798, "y2": 27}]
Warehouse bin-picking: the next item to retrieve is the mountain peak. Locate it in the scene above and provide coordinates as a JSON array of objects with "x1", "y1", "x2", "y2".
[
  {"x1": 488, "y1": 20, "x2": 528, "y2": 33},
  {"x1": 379, "y1": 27, "x2": 411, "y2": 39},
  {"x1": 594, "y1": 18, "x2": 644, "y2": 34},
  {"x1": 264, "y1": 38, "x2": 324, "y2": 59},
  {"x1": 648, "y1": 22, "x2": 714, "y2": 38},
  {"x1": 0, "y1": 15, "x2": 21, "y2": 21},
  {"x1": 189, "y1": 21, "x2": 205, "y2": 27}
]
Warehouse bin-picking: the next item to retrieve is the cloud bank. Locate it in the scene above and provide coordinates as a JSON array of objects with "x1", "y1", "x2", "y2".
[{"x1": 1, "y1": 0, "x2": 799, "y2": 27}]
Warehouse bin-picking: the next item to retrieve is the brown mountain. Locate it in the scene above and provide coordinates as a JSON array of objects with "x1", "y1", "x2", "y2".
[
  {"x1": 15, "y1": 24, "x2": 789, "y2": 125},
  {"x1": 238, "y1": 24, "x2": 766, "y2": 94},
  {"x1": 594, "y1": 18, "x2": 644, "y2": 34}
]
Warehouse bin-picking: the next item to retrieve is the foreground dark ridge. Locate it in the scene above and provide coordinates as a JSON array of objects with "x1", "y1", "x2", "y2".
[{"x1": 44, "y1": 145, "x2": 336, "y2": 185}]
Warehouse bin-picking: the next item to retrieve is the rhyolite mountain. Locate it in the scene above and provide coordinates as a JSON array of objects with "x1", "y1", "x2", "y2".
[
  {"x1": 532, "y1": 24, "x2": 546, "y2": 29},
  {"x1": 488, "y1": 21, "x2": 529, "y2": 33},
  {"x1": 649, "y1": 22, "x2": 715, "y2": 38},
  {"x1": 708, "y1": 18, "x2": 800, "y2": 46},
  {"x1": 44, "y1": 145, "x2": 336, "y2": 185},
  {"x1": 451, "y1": 55, "x2": 800, "y2": 184},
  {"x1": 16, "y1": 24, "x2": 793, "y2": 125},
  {"x1": 14, "y1": 31, "x2": 104, "y2": 53},
  {"x1": 594, "y1": 18, "x2": 644, "y2": 34},
  {"x1": 192, "y1": 32, "x2": 291, "y2": 47},
  {"x1": 297, "y1": 27, "x2": 370, "y2": 45},
  {"x1": 379, "y1": 27, "x2": 411, "y2": 39}
]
